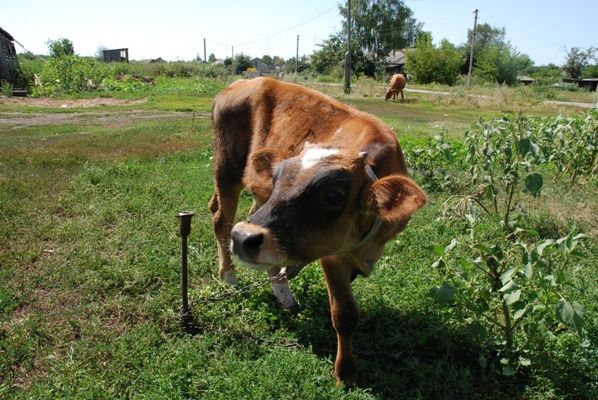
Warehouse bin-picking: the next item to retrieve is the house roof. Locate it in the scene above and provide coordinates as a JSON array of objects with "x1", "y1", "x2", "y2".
[
  {"x1": 517, "y1": 75, "x2": 535, "y2": 82},
  {"x1": 384, "y1": 50, "x2": 406, "y2": 65},
  {"x1": 0, "y1": 26, "x2": 15, "y2": 41}
]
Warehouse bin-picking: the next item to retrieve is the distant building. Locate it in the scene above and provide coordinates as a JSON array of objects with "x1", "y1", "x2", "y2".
[
  {"x1": 252, "y1": 58, "x2": 272, "y2": 74},
  {"x1": 0, "y1": 26, "x2": 19, "y2": 87},
  {"x1": 562, "y1": 77, "x2": 598, "y2": 92},
  {"x1": 102, "y1": 48, "x2": 129, "y2": 63},
  {"x1": 384, "y1": 50, "x2": 406, "y2": 75},
  {"x1": 517, "y1": 75, "x2": 535, "y2": 86}
]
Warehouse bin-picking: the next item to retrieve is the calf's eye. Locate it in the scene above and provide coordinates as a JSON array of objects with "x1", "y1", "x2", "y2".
[{"x1": 321, "y1": 189, "x2": 345, "y2": 208}]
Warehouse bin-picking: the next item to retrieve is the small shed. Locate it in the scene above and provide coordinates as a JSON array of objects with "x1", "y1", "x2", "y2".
[
  {"x1": 0, "y1": 26, "x2": 19, "y2": 86},
  {"x1": 562, "y1": 78, "x2": 598, "y2": 92},
  {"x1": 102, "y1": 48, "x2": 129, "y2": 63},
  {"x1": 252, "y1": 58, "x2": 272, "y2": 75},
  {"x1": 517, "y1": 75, "x2": 535, "y2": 86},
  {"x1": 384, "y1": 50, "x2": 406, "y2": 74}
]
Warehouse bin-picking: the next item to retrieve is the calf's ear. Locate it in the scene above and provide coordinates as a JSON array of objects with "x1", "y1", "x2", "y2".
[
  {"x1": 368, "y1": 175, "x2": 427, "y2": 222},
  {"x1": 250, "y1": 148, "x2": 285, "y2": 181}
]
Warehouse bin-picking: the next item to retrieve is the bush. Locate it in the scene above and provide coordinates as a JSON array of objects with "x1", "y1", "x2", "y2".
[
  {"x1": 474, "y1": 45, "x2": 525, "y2": 86},
  {"x1": 405, "y1": 34, "x2": 463, "y2": 85},
  {"x1": 33, "y1": 55, "x2": 112, "y2": 95}
]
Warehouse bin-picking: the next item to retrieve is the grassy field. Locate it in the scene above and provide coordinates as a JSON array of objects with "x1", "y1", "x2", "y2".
[{"x1": 0, "y1": 82, "x2": 596, "y2": 399}]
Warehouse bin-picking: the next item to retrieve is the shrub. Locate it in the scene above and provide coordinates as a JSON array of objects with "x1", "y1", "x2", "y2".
[
  {"x1": 33, "y1": 55, "x2": 112, "y2": 95},
  {"x1": 405, "y1": 34, "x2": 463, "y2": 85}
]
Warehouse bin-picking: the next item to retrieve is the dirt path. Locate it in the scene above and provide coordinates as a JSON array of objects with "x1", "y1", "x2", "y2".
[
  {"x1": 0, "y1": 109, "x2": 211, "y2": 129},
  {"x1": 405, "y1": 88, "x2": 596, "y2": 109},
  {"x1": 1, "y1": 97, "x2": 148, "y2": 108}
]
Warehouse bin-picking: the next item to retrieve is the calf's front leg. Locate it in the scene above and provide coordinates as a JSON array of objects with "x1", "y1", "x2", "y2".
[{"x1": 321, "y1": 256, "x2": 359, "y2": 387}]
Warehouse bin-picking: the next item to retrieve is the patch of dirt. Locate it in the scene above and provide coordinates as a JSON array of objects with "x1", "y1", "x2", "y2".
[
  {"x1": 1, "y1": 96, "x2": 148, "y2": 108},
  {"x1": 0, "y1": 109, "x2": 210, "y2": 129}
]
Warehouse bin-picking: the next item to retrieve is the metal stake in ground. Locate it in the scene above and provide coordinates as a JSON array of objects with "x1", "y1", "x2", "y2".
[{"x1": 177, "y1": 211, "x2": 199, "y2": 333}]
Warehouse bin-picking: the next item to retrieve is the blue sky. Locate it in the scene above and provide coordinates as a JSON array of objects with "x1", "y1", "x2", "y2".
[{"x1": 2, "y1": 0, "x2": 596, "y2": 65}]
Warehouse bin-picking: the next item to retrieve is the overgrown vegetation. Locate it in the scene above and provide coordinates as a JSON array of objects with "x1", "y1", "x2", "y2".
[
  {"x1": 415, "y1": 110, "x2": 597, "y2": 382},
  {"x1": 1, "y1": 74, "x2": 596, "y2": 399},
  {"x1": 404, "y1": 33, "x2": 463, "y2": 86}
]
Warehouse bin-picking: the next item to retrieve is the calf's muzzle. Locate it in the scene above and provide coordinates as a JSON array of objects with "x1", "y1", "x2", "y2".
[{"x1": 230, "y1": 221, "x2": 286, "y2": 270}]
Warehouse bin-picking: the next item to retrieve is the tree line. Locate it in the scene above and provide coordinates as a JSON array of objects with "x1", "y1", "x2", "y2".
[
  {"x1": 312, "y1": 0, "x2": 597, "y2": 86},
  {"x1": 15, "y1": 0, "x2": 598, "y2": 89}
]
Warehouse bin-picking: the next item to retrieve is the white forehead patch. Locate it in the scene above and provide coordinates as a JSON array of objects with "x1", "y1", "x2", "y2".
[{"x1": 301, "y1": 148, "x2": 338, "y2": 169}]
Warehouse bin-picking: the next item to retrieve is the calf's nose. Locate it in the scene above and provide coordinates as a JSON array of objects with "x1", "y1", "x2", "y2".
[{"x1": 231, "y1": 226, "x2": 264, "y2": 258}]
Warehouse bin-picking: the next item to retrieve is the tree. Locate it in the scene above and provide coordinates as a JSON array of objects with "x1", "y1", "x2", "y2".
[
  {"x1": 95, "y1": 45, "x2": 107, "y2": 61},
  {"x1": 474, "y1": 44, "x2": 532, "y2": 85},
  {"x1": 224, "y1": 54, "x2": 253, "y2": 74},
  {"x1": 47, "y1": 38, "x2": 75, "y2": 58},
  {"x1": 563, "y1": 46, "x2": 596, "y2": 79},
  {"x1": 208, "y1": 53, "x2": 217, "y2": 63},
  {"x1": 310, "y1": 32, "x2": 346, "y2": 75},
  {"x1": 529, "y1": 64, "x2": 562, "y2": 83},
  {"x1": 285, "y1": 56, "x2": 309, "y2": 73},
  {"x1": 338, "y1": 0, "x2": 423, "y2": 76},
  {"x1": 261, "y1": 55, "x2": 274, "y2": 66},
  {"x1": 461, "y1": 23, "x2": 506, "y2": 73},
  {"x1": 405, "y1": 33, "x2": 463, "y2": 85}
]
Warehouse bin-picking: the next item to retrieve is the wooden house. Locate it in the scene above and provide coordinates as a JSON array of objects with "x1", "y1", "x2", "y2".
[
  {"x1": 102, "y1": 48, "x2": 129, "y2": 63},
  {"x1": 0, "y1": 26, "x2": 19, "y2": 87}
]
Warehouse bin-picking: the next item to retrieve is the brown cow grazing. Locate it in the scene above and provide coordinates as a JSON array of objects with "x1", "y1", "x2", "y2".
[
  {"x1": 385, "y1": 73, "x2": 406, "y2": 101},
  {"x1": 209, "y1": 77, "x2": 426, "y2": 386}
]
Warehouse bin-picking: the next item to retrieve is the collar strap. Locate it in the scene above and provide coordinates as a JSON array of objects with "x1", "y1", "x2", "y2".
[
  {"x1": 350, "y1": 163, "x2": 382, "y2": 251},
  {"x1": 352, "y1": 216, "x2": 382, "y2": 250}
]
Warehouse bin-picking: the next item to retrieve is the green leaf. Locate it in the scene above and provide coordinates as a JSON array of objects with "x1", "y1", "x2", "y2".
[
  {"x1": 525, "y1": 173, "x2": 543, "y2": 197},
  {"x1": 518, "y1": 357, "x2": 531, "y2": 367},
  {"x1": 503, "y1": 289, "x2": 521, "y2": 306},
  {"x1": 512, "y1": 302, "x2": 527, "y2": 320},
  {"x1": 457, "y1": 257, "x2": 473, "y2": 271},
  {"x1": 464, "y1": 321, "x2": 485, "y2": 339},
  {"x1": 524, "y1": 261, "x2": 533, "y2": 279},
  {"x1": 536, "y1": 239, "x2": 555, "y2": 256},
  {"x1": 517, "y1": 137, "x2": 531, "y2": 156},
  {"x1": 502, "y1": 365, "x2": 516, "y2": 376},
  {"x1": 429, "y1": 282, "x2": 456, "y2": 303},
  {"x1": 500, "y1": 268, "x2": 516, "y2": 285},
  {"x1": 431, "y1": 259, "x2": 446, "y2": 269},
  {"x1": 556, "y1": 300, "x2": 584, "y2": 333},
  {"x1": 431, "y1": 244, "x2": 445, "y2": 257},
  {"x1": 499, "y1": 280, "x2": 517, "y2": 293},
  {"x1": 543, "y1": 274, "x2": 556, "y2": 286}
]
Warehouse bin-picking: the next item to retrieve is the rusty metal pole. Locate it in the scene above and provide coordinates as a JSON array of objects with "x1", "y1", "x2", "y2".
[{"x1": 177, "y1": 211, "x2": 198, "y2": 332}]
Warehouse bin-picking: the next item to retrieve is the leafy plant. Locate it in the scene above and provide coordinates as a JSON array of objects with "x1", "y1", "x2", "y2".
[
  {"x1": 405, "y1": 33, "x2": 464, "y2": 86},
  {"x1": 430, "y1": 223, "x2": 586, "y2": 375},
  {"x1": 538, "y1": 111, "x2": 598, "y2": 183},
  {"x1": 405, "y1": 131, "x2": 459, "y2": 191},
  {"x1": 463, "y1": 114, "x2": 544, "y2": 228},
  {"x1": 0, "y1": 81, "x2": 13, "y2": 97}
]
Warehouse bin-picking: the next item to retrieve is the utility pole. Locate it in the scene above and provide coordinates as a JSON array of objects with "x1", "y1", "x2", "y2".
[
  {"x1": 467, "y1": 8, "x2": 479, "y2": 89},
  {"x1": 295, "y1": 34, "x2": 299, "y2": 75},
  {"x1": 203, "y1": 38, "x2": 206, "y2": 62},
  {"x1": 344, "y1": 0, "x2": 352, "y2": 94},
  {"x1": 231, "y1": 46, "x2": 234, "y2": 58}
]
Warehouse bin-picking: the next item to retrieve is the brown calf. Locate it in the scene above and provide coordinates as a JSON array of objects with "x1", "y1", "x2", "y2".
[
  {"x1": 385, "y1": 73, "x2": 406, "y2": 101},
  {"x1": 209, "y1": 77, "x2": 426, "y2": 386}
]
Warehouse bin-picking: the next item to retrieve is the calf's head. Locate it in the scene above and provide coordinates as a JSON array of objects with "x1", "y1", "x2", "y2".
[
  {"x1": 231, "y1": 144, "x2": 426, "y2": 271},
  {"x1": 384, "y1": 88, "x2": 394, "y2": 100}
]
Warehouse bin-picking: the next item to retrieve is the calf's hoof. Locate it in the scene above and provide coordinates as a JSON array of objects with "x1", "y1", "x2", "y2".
[
  {"x1": 220, "y1": 270, "x2": 239, "y2": 286},
  {"x1": 335, "y1": 358, "x2": 357, "y2": 387}
]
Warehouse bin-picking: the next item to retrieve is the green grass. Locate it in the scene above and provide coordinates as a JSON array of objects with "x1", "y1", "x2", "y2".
[{"x1": 1, "y1": 85, "x2": 596, "y2": 399}]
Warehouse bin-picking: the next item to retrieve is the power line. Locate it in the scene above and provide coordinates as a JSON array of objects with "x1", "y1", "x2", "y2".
[{"x1": 236, "y1": 6, "x2": 336, "y2": 46}]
